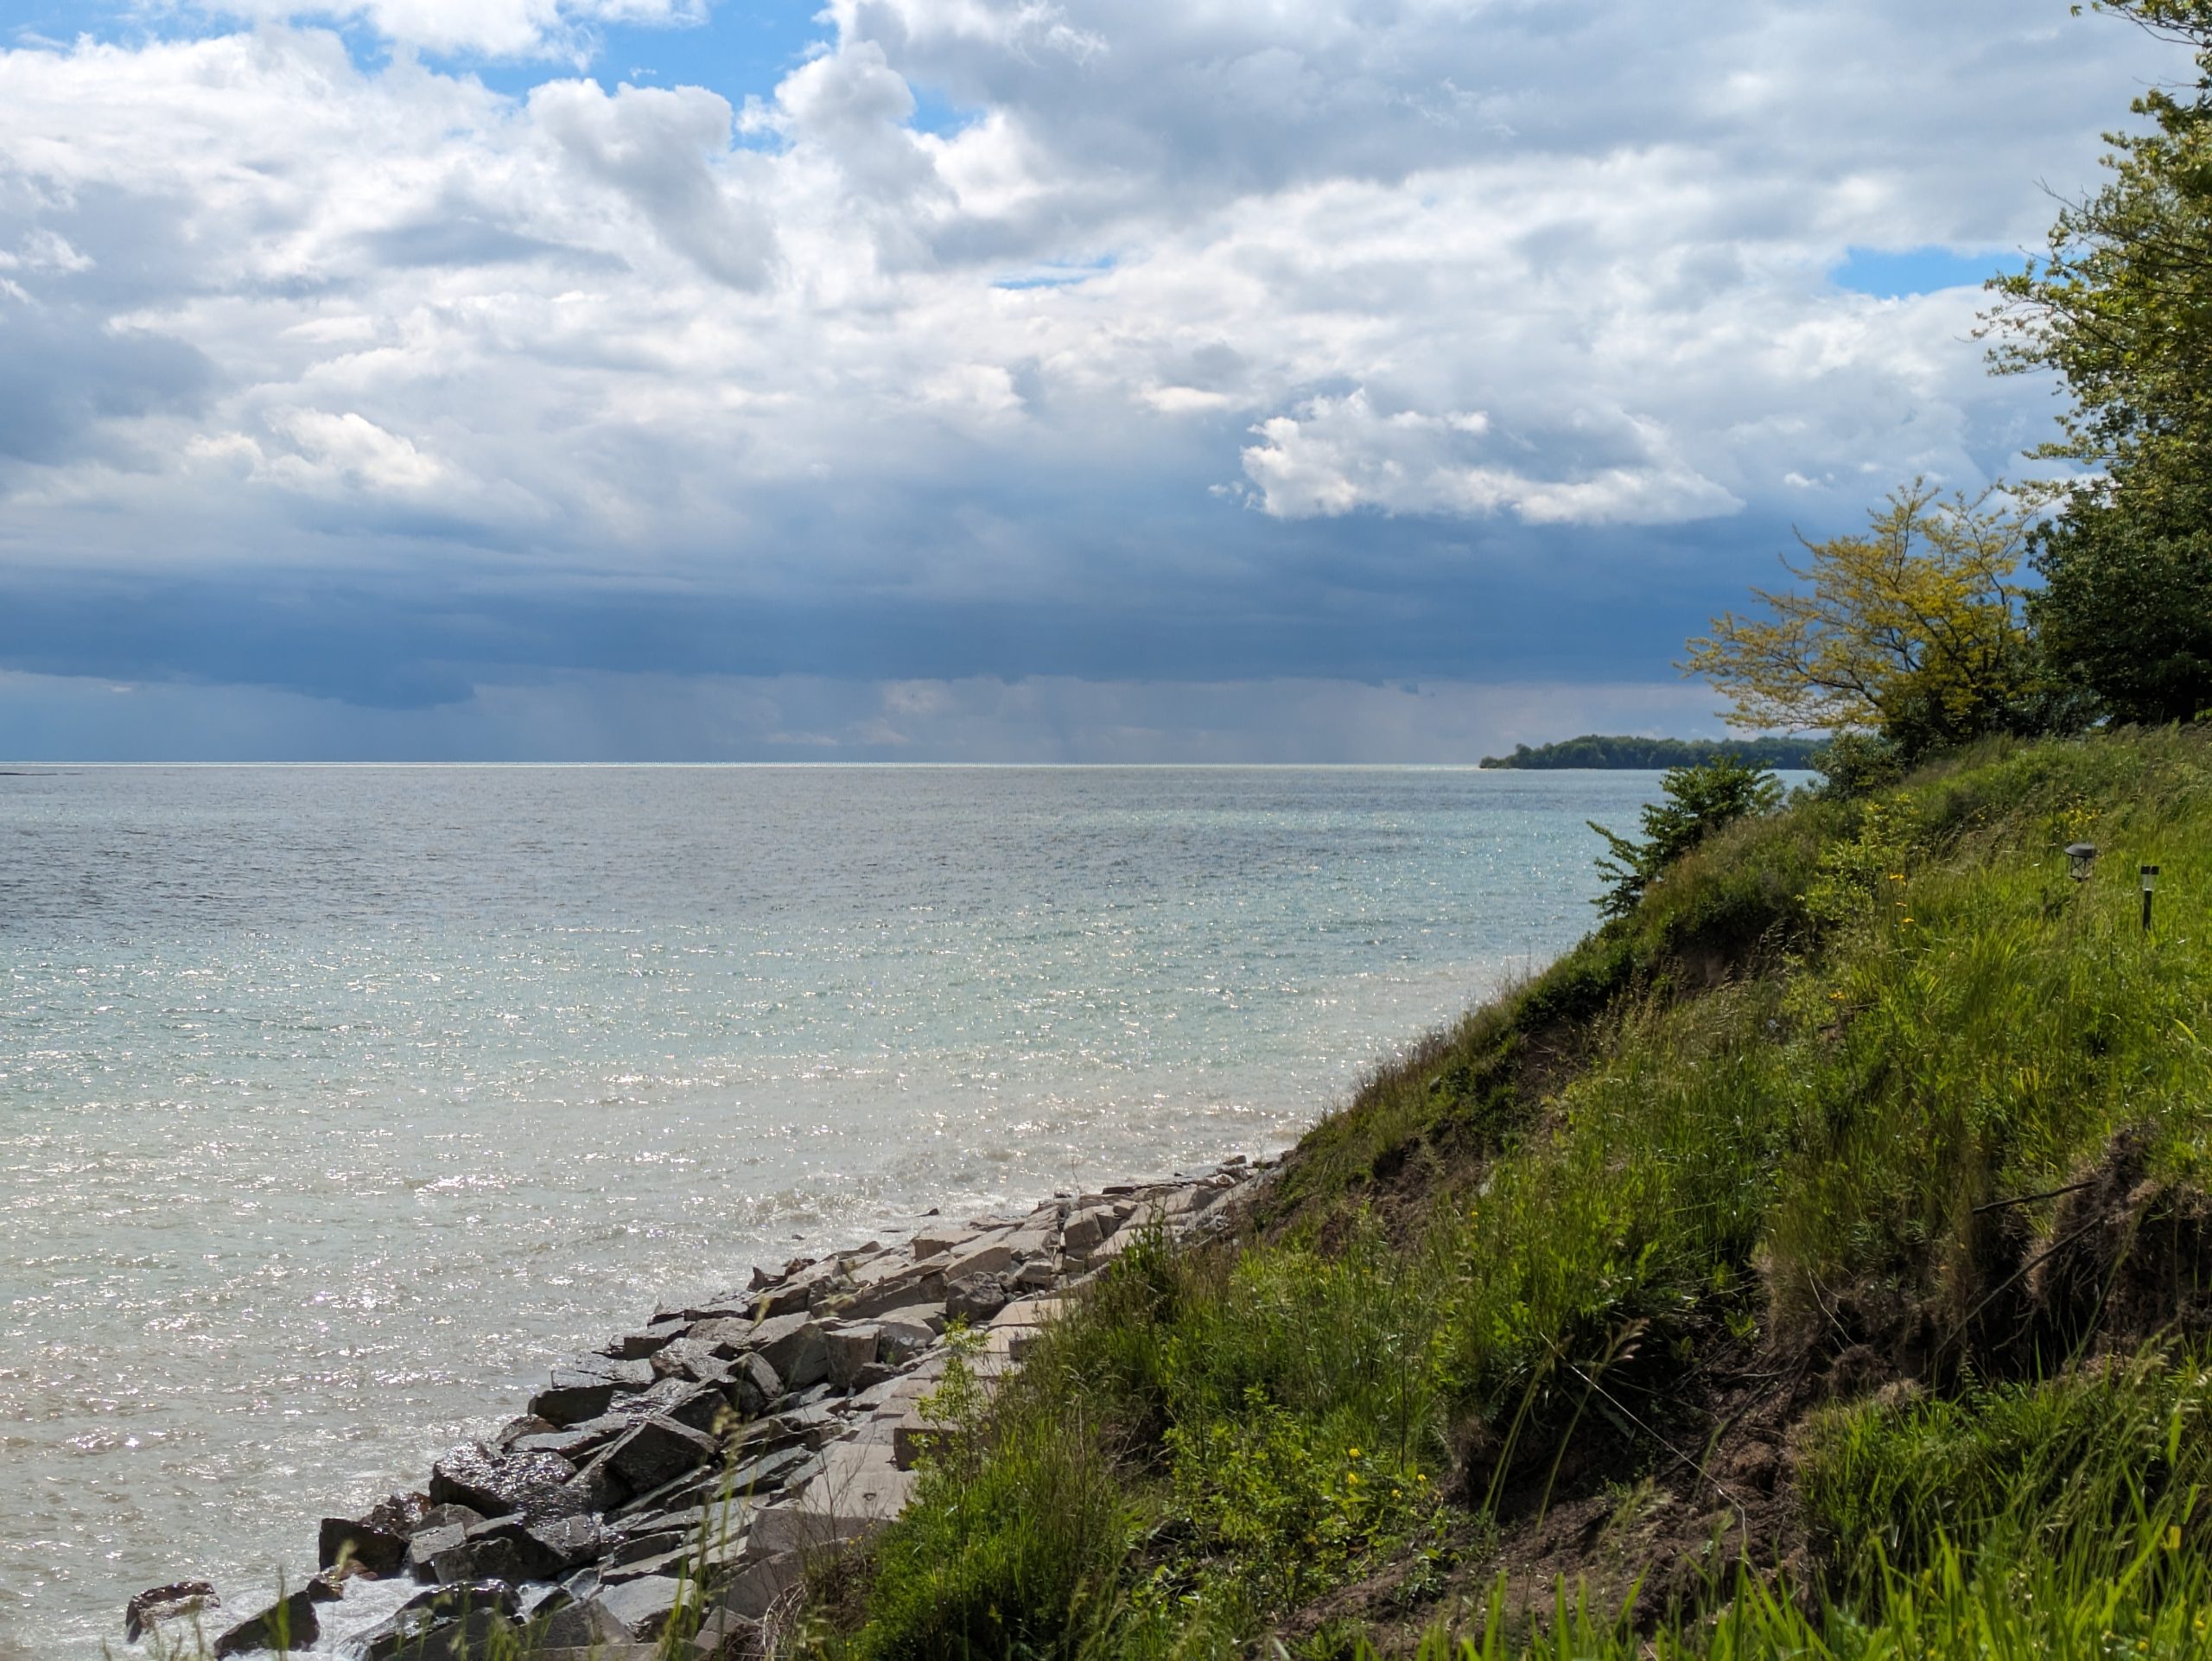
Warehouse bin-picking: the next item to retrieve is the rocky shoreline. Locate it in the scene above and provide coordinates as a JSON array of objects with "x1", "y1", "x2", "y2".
[{"x1": 130, "y1": 1157, "x2": 1274, "y2": 1660}]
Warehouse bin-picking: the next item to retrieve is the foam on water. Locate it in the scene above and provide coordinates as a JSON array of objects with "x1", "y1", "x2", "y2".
[{"x1": 0, "y1": 765, "x2": 1668, "y2": 1656}]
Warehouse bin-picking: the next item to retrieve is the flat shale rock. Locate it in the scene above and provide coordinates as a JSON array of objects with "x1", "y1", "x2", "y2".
[
  {"x1": 457, "y1": 1511, "x2": 604, "y2": 1581},
  {"x1": 512, "y1": 1420, "x2": 625, "y2": 1461},
  {"x1": 531, "y1": 1376, "x2": 617, "y2": 1426},
  {"x1": 212, "y1": 1587, "x2": 320, "y2": 1657},
  {"x1": 597, "y1": 1413, "x2": 722, "y2": 1497},
  {"x1": 429, "y1": 1442, "x2": 582, "y2": 1522},
  {"x1": 558, "y1": 1353, "x2": 656, "y2": 1390},
  {"x1": 945, "y1": 1271, "x2": 1011, "y2": 1321},
  {"x1": 632, "y1": 1375, "x2": 728, "y2": 1432},
  {"x1": 729, "y1": 1351, "x2": 780, "y2": 1416},
  {"x1": 592, "y1": 1573, "x2": 685, "y2": 1639},
  {"x1": 365, "y1": 1606, "x2": 515, "y2": 1661},
  {"x1": 715, "y1": 1550, "x2": 804, "y2": 1619},
  {"x1": 747, "y1": 1312, "x2": 830, "y2": 1388},
  {"x1": 406, "y1": 1522, "x2": 470, "y2": 1583},
  {"x1": 608, "y1": 1317, "x2": 690, "y2": 1359},
  {"x1": 823, "y1": 1324, "x2": 879, "y2": 1390},
  {"x1": 318, "y1": 1513, "x2": 409, "y2": 1575},
  {"x1": 124, "y1": 1579, "x2": 218, "y2": 1644}
]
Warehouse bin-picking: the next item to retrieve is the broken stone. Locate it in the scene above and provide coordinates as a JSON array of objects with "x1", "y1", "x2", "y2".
[
  {"x1": 842, "y1": 1266, "x2": 950, "y2": 1320},
  {"x1": 512, "y1": 1421, "x2": 625, "y2": 1461},
  {"x1": 416, "y1": 1502, "x2": 485, "y2": 1532},
  {"x1": 591, "y1": 1575, "x2": 685, "y2": 1640},
  {"x1": 728, "y1": 1351, "x2": 780, "y2": 1416},
  {"x1": 124, "y1": 1580, "x2": 218, "y2": 1644},
  {"x1": 747, "y1": 1313, "x2": 830, "y2": 1389},
  {"x1": 459, "y1": 1511, "x2": 604, "y2": 1581},
  {"x1": 407, "y1": 1523, "x2": 470, "y2": 1583},
  {"x1": 429, "y1": 1442, "x2": 581, "y2": 1522},
  {"x1": 318, "y1": 1514, "x2": 409, "y2": 1575},
  {"x1": 494, "y1": 1413, "x2": 556, "y2": 1449},
  {"x1": 1010, "y1": 1257, "x2": 1058, "y2": 1293},
  {"x1": 945, "y1": 1272, "x2": 1011, "y2": 1322},
  {"x1": 715, "y1": 1550, "x2": 804, "y2": 1620},
  {"x1": 727, "y1": 1440, "x2": 817, "y2": 1499},
  {"x1": 531, "y1": 1377, "x2": 617, "y2": 1426},
  {"x1": 607, "y1": 1318, "x2": 690, "y2": 1360},
  {"x1": 212, "y1": 1588, "x2": 320, "y2": 1657},
  {"x1": 823, "y1": 1324, "x2": 879, "y2": 1391},
  {"x1": 597, "y1": 1413, "x2": 721, "y2": 1498},
  {"x1": 750, "y1": 1441, "x2": 916, "y2": 1556},
  {"x1": 939, "y1": 1236, "x2": 1018, "y2": 1282},
  {"x1": 364, "y1": 1591, "x2": 517, "y2": 1661},
  {"x1": 558, "y1": 1353, "x2": 657, "y2": 1390},
  {"x1": 537, "y1": 1594, "x2": 638, "y2": 1651}
]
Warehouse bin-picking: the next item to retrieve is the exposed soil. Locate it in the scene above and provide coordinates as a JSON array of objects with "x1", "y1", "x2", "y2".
[{"x1": 1264, "y1": 1124, "x2": 2212, "y2": 1656}]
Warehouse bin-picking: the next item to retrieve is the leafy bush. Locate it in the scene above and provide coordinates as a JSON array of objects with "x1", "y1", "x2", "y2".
[{"x1": 1588, "y1": 758, "x2": 1782, "y2": 918}]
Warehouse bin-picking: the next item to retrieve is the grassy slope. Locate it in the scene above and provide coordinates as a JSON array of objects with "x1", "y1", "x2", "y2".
[{"x1": 808, "y1": 730, "x2": 2212, "y2": 1661}]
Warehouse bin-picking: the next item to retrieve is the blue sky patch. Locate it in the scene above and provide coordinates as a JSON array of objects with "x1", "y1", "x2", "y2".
[
  {"x1": 994, "y1": 256, "x2": 1118, "y2": 291},
  {"x1": 0, "y1": 1, "x2": 834, "y2": 105},
  {"x1": 1830, "y1": 245, "x2": 2022, "y2": 299}
]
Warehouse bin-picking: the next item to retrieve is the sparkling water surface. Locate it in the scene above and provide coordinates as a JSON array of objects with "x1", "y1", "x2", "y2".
[{"x1": 0, "y1": 765, "x2": 1674, "y2": 1657}]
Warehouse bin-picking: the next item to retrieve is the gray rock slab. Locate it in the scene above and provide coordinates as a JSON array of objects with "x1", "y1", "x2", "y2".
[
  {"x1": 910, "y1": 1223, "x2": 979, "y2": 1260},
  {"x1": 946, "y1": 1273, "x2": 1011, "y2": 1322},
  {"x1": 531, "y1": 1378, "x2": 617, "y2": 1426},
  {"x1": 124, "y1": 1580, "x2": 219, "y2": 1645},
  {"x1": 729, "y1": 1350, "x2": 780, "y2": 1416},
  {"x1": 365, "y1": 1607, "x2": 516, "y2": 1661},
  {"x1": 605, "y1": 1527, "x2": 689, "y2": 1569},
  {"x1": 872, "y1": 1316, "x2": 935, "y2": 1360},
  {"x1": 212, "y1": 1588, "x2": 320, "y2": 1657},
  {"x1": 842, "y1": 1268, "x2": 949, "y2": 1320},
  {"x1": 749, "y1": 1441, "x2": 916, "y2": 1556},
  {"x1": 592, "y1": 1575, "x2": 685, "y2": 1640},
  {"x1": 823, "y1": 1324, "x2": 878, "y2": 1390},
  {"x1": 601, "y1": 1413, "x2": 721, "y2": 1497},
  {"x1": 537, "y1": 1595, "x2": 638, "y2": 1651},
  {"x1": 406, "y1": 1523, "x2": 468, "y2": 1582},
  {"x1": 727, "y1": 1441, "x2": 817, "y2": 1499},
  {"x1": 940, "y1": 1238, "x2": 1017, "y2": 1282},
  {"x1": 556, "y1": 1353, "x2": 656, "y2": 1390},
  {"x1": 429, "y1": 1443, "x2": 581, "y2": 1522},
  {"x1": 715, "y1": 1550, "x2": 804, "y2": 1620},
  {"x1": 512, "y1": 1421, "x2": 623, "y2": 1461},
  {"x1": 751, "y1": 1314, "x2": 830, "y2": 1389},
  {"x1": 608, "y1": 1318, "x2": 690, "y2": 1360},
  {"x1": 684, "y1": 1315, "x2": 755, "y2": 1351},
  {"x1": 461, "y1": 1512, "x2": 602, "y2": 1581},
  {"x1": 632, "y1": 1376, "x2": 727, "y2": 1434},
  {"x1": 318, "y1": 1515, "x2": 407, "y2": 1575},
  {"x1": 874, "y1": 1300, "x2": 946, "y2": 1335}
]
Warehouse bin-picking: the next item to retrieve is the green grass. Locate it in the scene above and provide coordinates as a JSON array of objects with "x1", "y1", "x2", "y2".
[{"x1": 810, "y1": 729, "x2": 2212, "y2": 1659}]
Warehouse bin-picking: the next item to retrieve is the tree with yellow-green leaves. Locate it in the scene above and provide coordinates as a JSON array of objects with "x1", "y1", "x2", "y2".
[{"x1": 1681, "y1": 482, "x2": 2037, "y2": 760}]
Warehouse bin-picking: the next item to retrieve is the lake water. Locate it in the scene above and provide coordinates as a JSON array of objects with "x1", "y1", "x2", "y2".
[{"x1": 0, "y1": 765, "x2": 1671, "y2": 1656}]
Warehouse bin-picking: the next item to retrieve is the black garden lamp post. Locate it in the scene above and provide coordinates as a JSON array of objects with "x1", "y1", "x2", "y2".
[
  {"x1": 2141, "y1": 863, "x2": 2160, "y2": 933},
  {"x1": 2066, "y1": 843, "x2": 2098, "y2": 882}
]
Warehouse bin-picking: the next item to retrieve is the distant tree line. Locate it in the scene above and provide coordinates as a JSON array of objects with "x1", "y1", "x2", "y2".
[{"x1": 1480, "y1": 735, "x2": 1824, "y2": 770}]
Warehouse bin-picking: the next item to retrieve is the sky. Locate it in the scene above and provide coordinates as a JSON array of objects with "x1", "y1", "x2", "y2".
[{"x1": 0, "y1": 0, "x2": 2185, "y2": 761}]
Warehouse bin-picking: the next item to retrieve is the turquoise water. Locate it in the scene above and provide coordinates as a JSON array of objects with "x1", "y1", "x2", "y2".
[{"x1": 0, "y1": 765, "x2": 1673, "y2": 1656}]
